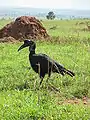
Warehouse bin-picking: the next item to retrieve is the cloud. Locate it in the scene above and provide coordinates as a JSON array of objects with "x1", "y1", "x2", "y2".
[
  {"x1": 72, "y1": 0, "x2": 90, "y2": 9},
  {"x1": 0, "y1": 0, "x2": 90, "y2": 9}
]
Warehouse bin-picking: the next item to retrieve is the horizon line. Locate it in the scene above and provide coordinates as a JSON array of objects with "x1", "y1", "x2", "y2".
[{"x1": 0, "y1": 6, "x2": 90, "y2": 11}]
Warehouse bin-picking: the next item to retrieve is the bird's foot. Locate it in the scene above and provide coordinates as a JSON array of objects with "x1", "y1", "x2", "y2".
[{"x1": 24, "y1": 80, "x2": 30, "y2": 89}]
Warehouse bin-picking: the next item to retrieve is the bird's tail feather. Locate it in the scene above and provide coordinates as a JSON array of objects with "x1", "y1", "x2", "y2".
[
  {"x1": 53, "y1": 62, "x2": 75, "y2": 77},
  {"x1": 63, "y1": 68, "x2": 75, "y2": 77}
]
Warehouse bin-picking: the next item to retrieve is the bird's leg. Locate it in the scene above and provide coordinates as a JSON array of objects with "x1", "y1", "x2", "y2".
[
  {"x1": 37, "y1": 77, "x2": 43, "y2": 90},
  {"x1": 37, "y1": 62, "x2": 43, "y2": 86},
  {"x1": 24, "y1": 80, "x2": 29, "y2": 89},
  {"x1": 45, "y1": 71, "x2": 51, "y2": 90},
  {"x1": 46, "y1": 77, "x2": 49, "y2": 83},
  {"x1": 46, "y1": 64, "x2": 52, "y2": 83},
  {"x1": 46, "y1": 73, "x2": 51, "y2": 83},
  {"x1": 39, "y1": 77, "x2": 43, "y2": 86},
  {"x1": 34, "y1": 78, "x2": 37, "y2": 90}
]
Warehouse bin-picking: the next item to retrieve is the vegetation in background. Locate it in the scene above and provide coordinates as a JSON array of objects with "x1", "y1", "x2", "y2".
[{"x1": 46, "y1": 11, "x2": 55, "y2": 20}]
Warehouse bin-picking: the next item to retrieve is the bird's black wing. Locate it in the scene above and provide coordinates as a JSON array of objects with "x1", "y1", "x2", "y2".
[
  {"x1": 33, "y1": 53, "x2": 64, "y2": 73},
  {"x1": 35, "y1": 54, "x2": 75, "y2": 77}
]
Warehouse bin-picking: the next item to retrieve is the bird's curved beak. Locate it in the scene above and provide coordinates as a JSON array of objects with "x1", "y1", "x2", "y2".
[{"x1": 18, "y1": 44, "x2": 26, "y2": 51}]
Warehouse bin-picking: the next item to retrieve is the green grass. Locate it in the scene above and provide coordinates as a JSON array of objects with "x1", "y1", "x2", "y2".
[
  {"x1": 42, "y1": 19, "x2": 90, "y2": 44},
  {"x1": 0, "y1": 19, "x2": 90, "y2": 119},
  {"x1": 0, "y1": 19, "x2": 12, "y2": 29}
]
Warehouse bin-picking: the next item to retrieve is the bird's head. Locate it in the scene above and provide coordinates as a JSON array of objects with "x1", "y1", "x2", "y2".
[{"x1": 18, "y1": 40, "x2": 36, "y2": 51}]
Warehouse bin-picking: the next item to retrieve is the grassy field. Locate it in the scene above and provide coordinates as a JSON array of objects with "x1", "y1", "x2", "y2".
[{"x1": 0, "y1": 19, "x2": 90, "y2": 119}]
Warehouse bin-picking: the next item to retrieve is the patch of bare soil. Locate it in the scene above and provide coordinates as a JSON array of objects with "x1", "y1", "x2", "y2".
[{"x1": 58, "y1": 97, "x2": 90, "y2": 106}]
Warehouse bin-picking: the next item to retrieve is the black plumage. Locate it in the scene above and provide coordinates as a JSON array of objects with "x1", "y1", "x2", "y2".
[{"x1": 18, "y1": 40, "x2": 75, "y2": 85}]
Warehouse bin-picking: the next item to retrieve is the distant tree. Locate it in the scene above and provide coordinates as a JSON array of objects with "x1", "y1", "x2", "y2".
[{"x1": 46, "y1": 11, "x2": 55, "y2": 20}]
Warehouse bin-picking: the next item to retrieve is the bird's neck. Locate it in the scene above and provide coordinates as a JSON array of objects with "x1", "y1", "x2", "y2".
[
  {"x1": 30, "y1": 50, "x2": 35, "y2": 56},
  {"x1": 29, "y1": 46, "x2": 35, "y2": 56}
]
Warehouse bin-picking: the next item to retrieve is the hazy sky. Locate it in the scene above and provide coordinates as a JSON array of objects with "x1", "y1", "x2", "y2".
[{"x1": 0, "y1": 0, "x2": 90, "y2": 10}]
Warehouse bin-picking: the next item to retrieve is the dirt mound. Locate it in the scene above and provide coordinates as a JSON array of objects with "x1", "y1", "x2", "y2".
[
  {"x1": 0, "y1": 36, "x2": 17, "y2": 43},
  {"x1": 0, "y1": 16, "x2": 49, "y2": 41}
]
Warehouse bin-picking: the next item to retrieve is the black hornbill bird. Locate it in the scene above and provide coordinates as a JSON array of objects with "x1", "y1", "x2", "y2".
[{"x1": 18, "y1": 40, "x2": 75, "y2": 85}]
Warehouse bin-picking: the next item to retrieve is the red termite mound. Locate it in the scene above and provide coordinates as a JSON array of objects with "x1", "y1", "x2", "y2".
[{"x1": 0, "y1": 16, "x2": 49, "y2": 41}]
